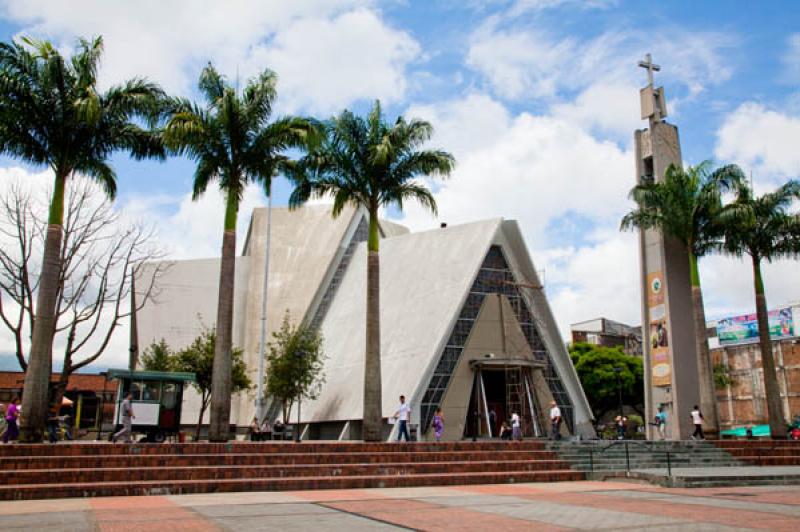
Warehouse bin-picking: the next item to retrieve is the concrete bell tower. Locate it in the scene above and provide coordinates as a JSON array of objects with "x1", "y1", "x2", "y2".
[{"x1": 634, "y1": 54, "x2": 701, "y2": 440}]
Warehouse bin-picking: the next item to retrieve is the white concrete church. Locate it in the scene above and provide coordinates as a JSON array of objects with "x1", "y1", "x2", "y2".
[{"x1": 137, "y1": 205, "x2": 594, "y2": 440}]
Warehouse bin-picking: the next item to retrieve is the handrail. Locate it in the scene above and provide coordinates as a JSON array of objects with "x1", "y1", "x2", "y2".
[{"x1": 576, "y1": 440, "x2": 676, "y2": 476}]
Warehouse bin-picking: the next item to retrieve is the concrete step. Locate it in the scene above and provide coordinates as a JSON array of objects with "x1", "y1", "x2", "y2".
[
  {"x1": 0, "y1": 440, "x2": 551, "y2": 457},
  {"x1": 0, "y1": 458, "x2": 570, "y2": 485},
  {"x1": 0, "y1": 470, "x2": 585, "y2": 501},
  {"x1": 0, "y1": 449, "x2": 560, "y2": 470}
]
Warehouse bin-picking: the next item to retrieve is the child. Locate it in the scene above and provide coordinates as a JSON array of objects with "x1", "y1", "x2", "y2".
[{"x1": 432, "y1": 408, "x2": 444, "y2": 442}]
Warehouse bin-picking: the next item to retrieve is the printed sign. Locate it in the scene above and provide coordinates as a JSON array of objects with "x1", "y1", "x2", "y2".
[
  {"x1": 717, "y1": 307, "x2": 796, "y2": 346},
  {"x1": 647, "y1": 271, "x2": 671, "y2": 387}
]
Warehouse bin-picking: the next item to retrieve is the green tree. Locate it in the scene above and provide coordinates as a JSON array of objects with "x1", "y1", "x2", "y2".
[
  {"x1": 140, "y1": 339, "x2": 174, "y2": 372},
  {"x1": 266, "y1": 312, "x2": 326, "y2": 425},
  {"x1": 569, "y1": 343, "x2": 644, "y2": 422},
  {"x1": 289, "y1": 100, "x2": 454, "y2": 441},
  {"x1": 0, "y1": 36, "x2": 165, "y2": 441},
  {"x1": 620, "y1": 161, "x2": 744, "y2": 436},
  {"x1": 163, "y1": 64, "x2": 315, "y2": 441},
  {"x1": 172, "y1": 328, "x2": 251, "y2": 440},
  {"x1": 719, "y1": 179, "x2": 800, "y2": 438}
]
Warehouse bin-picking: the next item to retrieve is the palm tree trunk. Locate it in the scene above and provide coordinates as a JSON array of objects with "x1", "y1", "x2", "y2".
[
  {"x1": 751, "y1": 256, "x2": 787, "y2": 439},
  {"x1": 362, "y1": 209, "x2": 382, "y2": 441},
  {"x1": 20, "y1": 171, "x2": 68, "y2": 442},
  {"x1": 208, "y1": 190, "x2": 238, "y2": 442},
  {"x1": 688, "y1": 251, "x2": 720, "y2": 437}
]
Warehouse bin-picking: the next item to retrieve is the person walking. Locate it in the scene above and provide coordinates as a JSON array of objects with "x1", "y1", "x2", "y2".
[
  {"x1": 2, "y1": 396, "x2": 20, "y2": 444},
  {"x1": 511, "y1": 411, "x2": 522, "y2": 441},
  {"x1": 655, "y1": 405, "x2": 667, "y2": 440},
  {"x1": 549, "y1": 401, "x2": 562, "y2": 440},
  {"x1": 394, "y1": 395, "x2": 411, "y2": 442},
  {"x1": 690, "y1": 405, "x2": 704, "y2": 440},
  {"x1": 47, "y1": 404, "x2": 61, "y2": 443},
  {"x1": 615, "y1": 415, "x2": 627, "y2": 440},
  {"x1": 112, "y1": 393, "x2": 135, "y2": 443},
  {"x1": 432, "y1": 408, "x2": 445, "y2": 442}
]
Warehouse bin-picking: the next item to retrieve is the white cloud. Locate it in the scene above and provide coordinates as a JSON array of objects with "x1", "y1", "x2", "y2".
[
  {"x1": 700, "y1": 254, "x2": 800, "y2": 320},
  {"x1": 0, "y1": 0, "x2": 420, "y2": 111},
  {"x1": 715, "y1": 102, "x2": 800, "y2": 179},
  {"x1": 245, "y1": 9, "x2": 421, "y2": 114},
  {"x1": 466, "y1": 22, "x2": 735, "y2": 106},
  {"x1": 551, "y1": 82, "x2": 640, "y2": 138},
  {"x1": 396, "y1": 93, "x2": 633, "y2": 244},
  {"x1": 543, "y1": 232, "x2": 640, "y2": 339}
]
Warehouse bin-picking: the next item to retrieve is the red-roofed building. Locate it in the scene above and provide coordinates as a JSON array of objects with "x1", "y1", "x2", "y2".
[{"x1": 0, "y1": 371, "x2": 118, "y2": 437}]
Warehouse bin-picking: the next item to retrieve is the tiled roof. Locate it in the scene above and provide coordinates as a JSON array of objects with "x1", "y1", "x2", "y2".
[{"x1": 0, "y1": 371, "x2": 118, "y2": 393}]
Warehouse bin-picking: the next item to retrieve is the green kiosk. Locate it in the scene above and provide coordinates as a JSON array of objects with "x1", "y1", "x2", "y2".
[{"x1": 108, "y1": 369, "x2": 195, "y2": 442}]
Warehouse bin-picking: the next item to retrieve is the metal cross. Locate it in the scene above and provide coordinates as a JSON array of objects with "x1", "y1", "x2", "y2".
[{"x1": 638, "y1": 53, "x2": 660, "y2": 87}]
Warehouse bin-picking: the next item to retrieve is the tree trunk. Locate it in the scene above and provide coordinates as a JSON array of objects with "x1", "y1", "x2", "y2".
[
  {"x1": 751, "y1": 256, "x2": 787, "y2": 439},
  {"x1": 196, "y1": 396, "x2": 209, "y2": 441},
  {"x1": 362, "y1": 210, "x2": 382, "y2": 441},
  {"x1": 689, "y1": 251, "x2": 720, "y2": 437},
  {"x1": 20, "y1": 171, "x2": 67, "y2": 442},
  {"x1": 209, "y1": 190, "x2": 238, "y2": 442}
]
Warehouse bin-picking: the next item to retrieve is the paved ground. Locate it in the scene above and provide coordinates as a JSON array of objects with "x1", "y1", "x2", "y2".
[{"x1": 1, "y1": 481, "x2": 800, "y2": 531}]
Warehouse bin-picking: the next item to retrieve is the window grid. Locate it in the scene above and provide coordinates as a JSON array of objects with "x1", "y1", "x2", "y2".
[
  {"x1": 310, "y1": 217, "x2": 369, "y2": 331},
  {"x1": 420, "y1": 245, "x2": 574, "y2": 433}
]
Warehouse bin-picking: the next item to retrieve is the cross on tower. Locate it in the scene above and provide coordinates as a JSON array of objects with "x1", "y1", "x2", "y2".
[{"x1": 638, "y1": 53, "x2": 660, "y2": 87}]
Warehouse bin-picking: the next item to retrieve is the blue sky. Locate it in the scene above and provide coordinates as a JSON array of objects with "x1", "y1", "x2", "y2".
[{"x1": 0, "y1": 0, "x2": 799, "y2": 367}]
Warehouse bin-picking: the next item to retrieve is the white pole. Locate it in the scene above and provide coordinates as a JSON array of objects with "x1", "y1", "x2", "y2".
[{"x1": 255, "y1": 193, "x2": 273, "y2": 423}]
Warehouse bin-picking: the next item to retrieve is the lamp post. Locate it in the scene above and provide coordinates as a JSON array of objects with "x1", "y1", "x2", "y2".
[
  {"x1": 294, "y1": 350, "x2": 306, "y2": 443},
  {"x1": 256, "y1": 193, "x2": 273, "y2": 425},
  {"x1": 97, "y1": 372, "x2": 109, "y2": 441},
  {"x1": 613, "y1": 367, "x2": 624, "y2": 418}
]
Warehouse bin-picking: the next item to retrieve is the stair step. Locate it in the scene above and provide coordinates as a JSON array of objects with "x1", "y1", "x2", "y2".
[
  {"x1": 0, "y1": 449, "x2": 559, "y2": 470},
  {"x1": 0, "y1": 470, "x2": 585, "y2": 501},
  {"x1": 0, "y1": 441, "x2": 550, "y2": 457},
  {"x1": 0, "y1": 459, "x2": 570, "y2": 485}
]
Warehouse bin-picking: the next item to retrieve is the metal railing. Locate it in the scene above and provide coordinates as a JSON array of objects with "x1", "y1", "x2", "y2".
[{"x1": 583, "y1": 441, "x2": 674, "y2": 477}]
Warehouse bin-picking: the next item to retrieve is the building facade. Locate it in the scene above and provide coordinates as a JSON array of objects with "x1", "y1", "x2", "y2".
[
  {"x1": 570, "y1": 318, "x2": 643, "y2": 357},
  {"x1": 709, "y1": 304, "x2": 800, "y2": 429},
  {"x1": 136, "y1": 205, "x2": 595, "y2": 440}
]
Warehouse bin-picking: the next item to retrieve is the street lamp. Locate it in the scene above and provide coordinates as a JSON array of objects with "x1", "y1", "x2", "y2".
[
  {"x1": 612, "y1": 367, "x2": 624, "y2": 419},
  {"x1": 294, "y1": 350, "x2": 306, "y2": 443}
]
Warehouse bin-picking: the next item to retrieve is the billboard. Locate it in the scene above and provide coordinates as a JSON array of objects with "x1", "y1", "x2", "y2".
[{"x1": 717, "y1": 307, "x2": 796, "y2": 346}]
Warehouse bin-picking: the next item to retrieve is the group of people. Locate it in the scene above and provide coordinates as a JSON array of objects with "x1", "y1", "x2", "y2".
[
  {"x1": 395, "y1": 395, "x2": 565, "y2": 443},
  {"x1": 249, "y1": 416, "x2": 288, "y2": 441}
]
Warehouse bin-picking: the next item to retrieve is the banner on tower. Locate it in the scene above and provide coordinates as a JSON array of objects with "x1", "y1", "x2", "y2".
[{"x1": 647, "y1": 271, "x2": 671, "y2": 387}]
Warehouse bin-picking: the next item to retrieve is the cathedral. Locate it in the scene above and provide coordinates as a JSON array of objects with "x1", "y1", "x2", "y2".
[{"x1": 137, "y1": 205, "x2": 594, "y2": 440}]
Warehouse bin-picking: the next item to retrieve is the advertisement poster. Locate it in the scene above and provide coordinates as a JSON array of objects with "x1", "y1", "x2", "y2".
[
  {"x1": 647, "y1": 271, "x2": 671, "y2": 387},
  {"x1": 717, "y1": 307, "x2": 796, "y2": 346}
]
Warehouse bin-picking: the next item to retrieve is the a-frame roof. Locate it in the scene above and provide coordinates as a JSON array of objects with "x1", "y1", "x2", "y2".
[{"x1": 302, "y1": 218, "x2": 503, "y2": 422}]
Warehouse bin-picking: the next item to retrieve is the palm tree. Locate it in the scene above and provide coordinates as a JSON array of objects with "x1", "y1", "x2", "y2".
[
  {"x1": 621, "y1": 161, "x2": 744, "y2": 438},
  {"x1": 289, "y1": 100, "x2": 455, "y2": 441},
  {"x1": 163, "y1": 64, "x2": 315, "y2": 441},
  {"x1": 0, "y1": 36, "x2": 165, "y2": 441},
  {"x1": 719, "y1": 179, "x2": 800, "y2": 439}
]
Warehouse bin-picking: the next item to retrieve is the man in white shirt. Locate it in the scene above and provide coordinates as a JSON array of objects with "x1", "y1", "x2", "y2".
[
  {"x1": 549, "y1": 401, "x2": 562, "y2": 441},
  {"x1": 511, "y1": 412, "x2": 521, "y2": 441},
  {"x1": 394, "y1": 395, "x2": 411, "y2": 442},
  {"x1": 690, "y1": 405, "x2": 704, "y2": 440}
]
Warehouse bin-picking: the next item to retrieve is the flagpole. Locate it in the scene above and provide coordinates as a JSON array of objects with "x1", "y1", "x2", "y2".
[{"x1": 255, "y1": 193, "x2": 272, "y2": 423}]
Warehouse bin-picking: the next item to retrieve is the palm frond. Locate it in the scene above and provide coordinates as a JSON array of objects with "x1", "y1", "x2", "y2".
[{"x1": 198, "y1": 63, "x2": 226, "y2": 105}]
